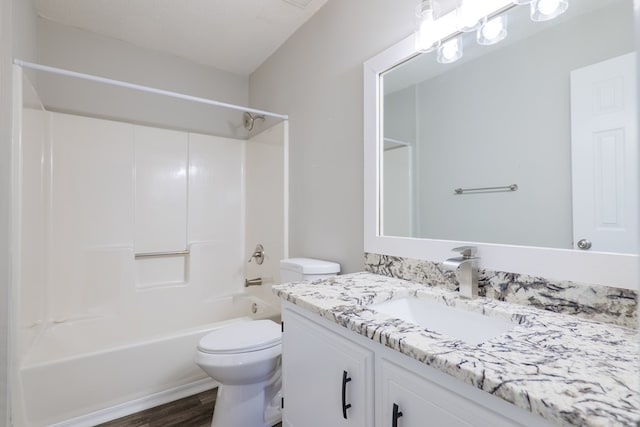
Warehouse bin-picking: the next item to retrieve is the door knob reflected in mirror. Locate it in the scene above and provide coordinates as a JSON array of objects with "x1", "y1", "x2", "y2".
[{"x1": 577, "y1": 239, "x2": 592, "y2": 250}]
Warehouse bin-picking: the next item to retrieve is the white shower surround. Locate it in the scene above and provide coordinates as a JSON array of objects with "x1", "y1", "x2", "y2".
[{"x1": 12, "y1": 69, "x2": 287, "y2": 426}]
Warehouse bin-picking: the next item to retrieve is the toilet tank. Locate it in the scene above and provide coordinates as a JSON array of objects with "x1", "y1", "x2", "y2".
[{"x1": 279, "y1": 258, "x2": 340, "y2": 283}]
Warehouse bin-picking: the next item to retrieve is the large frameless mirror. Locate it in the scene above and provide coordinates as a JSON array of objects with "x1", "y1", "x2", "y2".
[{"x1": 380, "y1": 0, "x2": 637, "y2": 255}]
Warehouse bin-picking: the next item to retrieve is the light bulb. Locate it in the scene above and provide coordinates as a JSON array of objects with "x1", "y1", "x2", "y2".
[
  {"x1": 538, "y1": 0, "x2": 560, "y2": 15},
  {"x1": 456, "y1": 0, "x2": 482, "y2": 32},
  {"x1": 416, "y1": 11, "x2": 440, "y2": 52},
  {"x1": 477, "y1": 15, "x2": 508, "y2": 45},
  {"x1": 437, "y1": 38, "x2": 463, "y2": 64},
  {"x1": 415, "y1": 0, "x2": 441, "y2": 52},
  {"x1": 482, "y1": 18, "x2": 502, "y2": 39},
  {"x1": 530, "y1": 0, "x2": 568, "y2": 21},
  {"x1": 442, "y1": 42, "x2": 458, "y2": 59}
]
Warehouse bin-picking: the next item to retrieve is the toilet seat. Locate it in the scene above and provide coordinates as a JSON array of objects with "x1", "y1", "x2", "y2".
[{"x1": 198, "y1": 320, "x2": 281, "y2": 354}]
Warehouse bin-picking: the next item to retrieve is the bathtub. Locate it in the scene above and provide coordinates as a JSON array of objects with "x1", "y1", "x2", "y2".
[{"x1": 15, "y1": 293, "x2": 280, "y2": 427}]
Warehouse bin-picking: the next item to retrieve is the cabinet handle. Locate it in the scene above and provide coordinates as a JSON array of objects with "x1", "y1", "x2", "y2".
[
  {"x1": 341, "y1": 370, "x2": 352, "y2": 419},
  {"x1": 392, "y1": 403, "x2": 403, "y2": 427}
]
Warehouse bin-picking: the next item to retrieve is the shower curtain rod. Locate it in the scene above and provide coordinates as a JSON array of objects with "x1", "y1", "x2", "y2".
[{"x1": 14, "y1": 59, "x2": 289, "y2": 120}]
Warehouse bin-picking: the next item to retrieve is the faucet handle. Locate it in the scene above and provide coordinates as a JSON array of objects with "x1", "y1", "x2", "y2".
[{"x1": 451, "y1": 246, "x2": 477, "y2": 258}]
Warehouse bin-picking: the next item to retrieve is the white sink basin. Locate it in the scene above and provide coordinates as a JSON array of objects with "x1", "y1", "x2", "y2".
[{"x1": 368, "y1": 296, "x2": 514, "y2": 345}]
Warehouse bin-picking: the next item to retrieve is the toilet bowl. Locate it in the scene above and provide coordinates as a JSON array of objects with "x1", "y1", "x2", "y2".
[
  {"x1": 195, "y1": 320, "x2": 282, "y2": 427},
  {"x1": 195, "y1": 258, "x2": 340, "y2": 426}
]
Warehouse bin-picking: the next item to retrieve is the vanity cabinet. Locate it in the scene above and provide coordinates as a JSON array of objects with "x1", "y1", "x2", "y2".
[
  {"x1": 281, "y1": 302, "x2": 553, "y2": 427},
  {"x1": 281, "y1": 308, "x2": 375, "y2": 427}
]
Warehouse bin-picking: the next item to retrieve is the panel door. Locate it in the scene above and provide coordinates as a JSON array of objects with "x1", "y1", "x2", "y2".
[
  {"x1": 281, "y1": 308, "x2": 374, "y2": 427},
  {"x1": 570, "y1": 52, "x2": 638, "y2": 253}
]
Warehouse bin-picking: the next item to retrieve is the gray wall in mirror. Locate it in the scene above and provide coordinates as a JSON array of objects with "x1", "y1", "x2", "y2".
[{"x1": 382, "y1": 0, "x2": 635, "y2": 252}]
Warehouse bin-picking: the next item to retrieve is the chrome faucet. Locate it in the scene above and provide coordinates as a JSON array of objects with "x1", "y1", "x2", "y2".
[{"x1": 442, "y1": 246, "x2": 478, "y2": 299}]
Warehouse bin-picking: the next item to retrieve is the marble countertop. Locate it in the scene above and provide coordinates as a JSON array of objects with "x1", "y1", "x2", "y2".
[{"x1": 272, "y1": 272, "x2": 640, "y2": 427}]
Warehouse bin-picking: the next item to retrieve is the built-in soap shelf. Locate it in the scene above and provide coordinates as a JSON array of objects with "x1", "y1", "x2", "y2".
[{"x1": 134, "y1": 247, "x2": 190, "y2": 289}]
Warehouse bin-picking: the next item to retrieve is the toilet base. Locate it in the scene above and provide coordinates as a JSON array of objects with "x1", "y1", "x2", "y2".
[{"x1": 211, "y1": 380, "x2": 281, "y2": 427}]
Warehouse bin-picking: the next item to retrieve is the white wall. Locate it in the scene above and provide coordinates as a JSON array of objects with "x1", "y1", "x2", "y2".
[
  {"x1": 250, "y1": 0, "x2": 417, "y2": 273},
  {"x1": 0, "y1": 2, "x2": 13, "y2": 420},
  {"x1": 382, "y1": 146, "x2": 413, "y2": 237},
  {"x1": 36, "y1": 19, "x2": 250, "y2": 139},
  {"x1": 245, "y1": 121, "x2": 286, "y2": 304},
  {"x1": 383, "y1": 86, "x2": 416, "y2": 146},
  {"x1": 0, "y1": 16, "x2": 10, "y2": 427},
  {"x1": 382, "y1": 86, "x2": 416, "y2": 237},
  {"x1": 2, "y1": 0, "x2": 39, "y2": 425}
]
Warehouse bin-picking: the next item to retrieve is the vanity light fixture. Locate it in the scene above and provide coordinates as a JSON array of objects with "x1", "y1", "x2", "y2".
[
  {"x1": 477, "y1": 15, "x2": 508, "y2": 45},
  {"x1": 412, "y1": 0, "x2": 568, "y2": 65},
  {"x1": 456, "y1": 0, "x2": 482, "y2": 32},
  {"x1": 530, "y1": 0, "x2": 568, "y2": 22},
  {"x1": 415, "y1": 0, "x2": 441, "y2": 52},
  {"x1": 437, "y1": 37, "x2": 463, "y2": 63}
]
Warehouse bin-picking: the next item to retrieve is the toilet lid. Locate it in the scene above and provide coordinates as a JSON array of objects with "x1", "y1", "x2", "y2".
[{"x1": 198, "y1": 320, "x2": 281, "y2": 354}]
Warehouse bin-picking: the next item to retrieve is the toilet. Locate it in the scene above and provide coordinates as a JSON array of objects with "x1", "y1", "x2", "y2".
[
  {"x1": 279, "y1": 257, "x2": 341, "y2": 283},
  {"x1": 195, "y1": 257, "x2": 340, "y2": 427}
]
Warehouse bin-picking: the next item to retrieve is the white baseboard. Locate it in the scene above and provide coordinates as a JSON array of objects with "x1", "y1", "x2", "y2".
[{"x1": 49, "y1": 378, "x2": 218, "y2": 427}]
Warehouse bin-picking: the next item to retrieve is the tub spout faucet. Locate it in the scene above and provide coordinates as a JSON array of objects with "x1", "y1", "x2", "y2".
[
  {"x1": 245, "y1": 277, "x2": 263, "y2": 287},
  {"x1": 442, "y1": 246, "x2": 478, "y2": 299}
]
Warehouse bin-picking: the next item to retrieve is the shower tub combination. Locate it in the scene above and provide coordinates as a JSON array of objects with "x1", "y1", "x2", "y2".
[
  {"x1": 12, "y1": 65, "x2": 289, "y2": 427},
  {"x1": 17, "y1": 294, "x2": 279, "y2": 427}
]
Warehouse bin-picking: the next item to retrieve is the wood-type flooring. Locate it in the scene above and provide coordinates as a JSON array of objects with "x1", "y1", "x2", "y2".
[{"x1": 97, "y1": 388, "x2": 283, "y2": 427}]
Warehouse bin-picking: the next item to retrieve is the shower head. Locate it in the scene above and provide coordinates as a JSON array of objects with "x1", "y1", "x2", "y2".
[{"x1": 243, "y1": 112, "x2": 266, "y2": 131}]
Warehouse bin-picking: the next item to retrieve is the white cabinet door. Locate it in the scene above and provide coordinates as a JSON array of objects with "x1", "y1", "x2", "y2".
[
  {"x1": 282, "y1": 308, "x2": 374, "y2": 427},
  {"x1": 377, "y1": 359, "x2": 522, "y2": 427}
]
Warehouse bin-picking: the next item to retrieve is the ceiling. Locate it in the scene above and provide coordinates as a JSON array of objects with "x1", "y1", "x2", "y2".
[{"x1": 35, "y1": 0, "x2": 329, "y2": 75}]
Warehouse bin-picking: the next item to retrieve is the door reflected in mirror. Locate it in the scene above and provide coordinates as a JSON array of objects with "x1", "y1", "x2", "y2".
[{"x1": 380, "y1": 0, "x2": 637, "y2": 254}]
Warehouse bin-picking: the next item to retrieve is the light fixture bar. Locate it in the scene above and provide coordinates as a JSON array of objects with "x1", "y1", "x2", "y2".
[{"x1": 417, "y1": 0, "x2": 515, "y2": 52}]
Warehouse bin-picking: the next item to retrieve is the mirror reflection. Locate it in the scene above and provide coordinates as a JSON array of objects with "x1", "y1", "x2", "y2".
[{"x1": 380, "y1": 0, "x2": 637, "y2": 254}]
